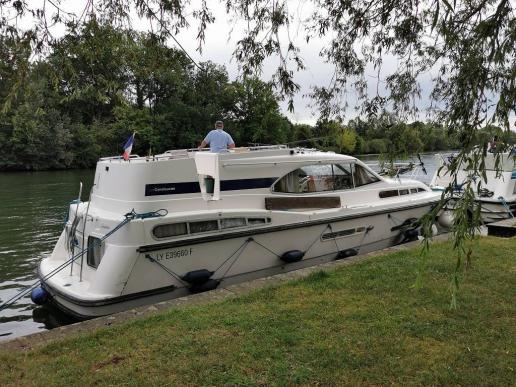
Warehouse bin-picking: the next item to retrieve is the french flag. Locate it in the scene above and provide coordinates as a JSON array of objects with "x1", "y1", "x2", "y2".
[{"x1": 122, "y1": 132, "x2": 135, "y2": 161}]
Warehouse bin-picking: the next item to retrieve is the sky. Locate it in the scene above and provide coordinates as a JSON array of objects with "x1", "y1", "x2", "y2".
[{"x1": 7, "y1": 0, "x2": 514, "y2": 128}]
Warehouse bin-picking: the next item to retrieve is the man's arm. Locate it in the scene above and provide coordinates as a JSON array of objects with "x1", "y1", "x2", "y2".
[
  {"x1": 227, "y1": 133, "x2": 235, "y2": 149},
  {"x1": 199, "y1": 132, "x2": 211, "y2": 150},
  {"x1": 198, "y1": 140, "x2": 208, "y2": 150}
]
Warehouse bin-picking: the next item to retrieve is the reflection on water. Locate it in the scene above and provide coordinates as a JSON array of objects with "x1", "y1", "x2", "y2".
[
  {"x1": 32, "y1": 305, "x2": 79, "y2": 330},
  {"x1": 0, "y1": 170, "x2": 93, "y2": 340},
  {"x1": 0, "y1": 153, "x2": 443, "y2": 341}
]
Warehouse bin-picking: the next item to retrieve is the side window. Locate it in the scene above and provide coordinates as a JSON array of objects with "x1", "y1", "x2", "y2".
[
  {"x1": 332, "y1": 164, "x2": 354, "y2": 190},
  {"x1": 379, "y1": 190, "x2": 399, "y2": 198},
  {"x1": 220, "y1": 218, "x2": 246, "y2": 229},
  {"x1": 153, "y1": 223, "x2": 188, "y2": 239},
  {"x1": 273, "y1": 164, "x2": 357, "y2": 193},
  {"x1": 189, "y1": 220, "x2": 218, "y2": 234},
  {"x1": 273, "y1": 164, "x2": 334, "y2": 193},
  {"x1": 301, "y1": 165, "x2": 335, "y2": 192},
  {"x1": 352, "y1": 164, "x2": 380, "y2": 187}
]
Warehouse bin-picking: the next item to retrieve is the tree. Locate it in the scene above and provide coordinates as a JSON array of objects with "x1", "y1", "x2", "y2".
[
  {"x1": 7, "y1": 76, "x2": 74, "y2": 170},
  {"x1": 2, "y1": 1, "x2": 512, "y2": 129},
  {"x1": 229, "y1": 77, "x2": 291, "y2": 145},
  {"x1": 48, "y1": 20, "x2": 131, "y2": 124}
]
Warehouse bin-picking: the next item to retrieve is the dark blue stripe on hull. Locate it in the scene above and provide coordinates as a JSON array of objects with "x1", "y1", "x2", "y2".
[
  {"x1": 145, "y1": 182, "x2": 200, "y2": 196},
  {"x1": 145, "y1": 177, "x2": 278, "y2": 196},
  {"x1": 221, "y1": 177, "x2": 277, "y2": 191}
]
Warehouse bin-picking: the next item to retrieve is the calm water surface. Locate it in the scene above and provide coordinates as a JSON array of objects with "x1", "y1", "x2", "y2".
[
  {"x1": 0, "y1": 153, "x2": 440, "y2": 340},
  {"x1": 0, "y1": 170, "x2": 94, "y2": 340}
]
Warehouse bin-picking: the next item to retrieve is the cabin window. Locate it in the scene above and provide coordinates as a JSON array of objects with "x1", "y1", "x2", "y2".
[
  {"x1": 220, "y1": 218, "x2": 246, "y2": 229},
  {"x1": 410, "y1": 188, "x2": 418, "y2": 194},
  {"x1": 379, "y1": 190, "x2": 399, "y2": 198},
  {"x1": 417, "y1": 187, "x2": 426, "y2": 192},
  {"x1": 153, "y1": 223, "x2": 188, "y2": 239},
  {"x1": 400, "y1": 189, "x2": 409, "y2": 195},
  {"x1": 352, "y1": 164, "x2": 380, "y2": 187},
  {"x1": 152, "y1": 217, "x2": 272, "y2": 240},
  {"x1": 189, "y1": 220, "x2": 219, "y2": 234},
  {"x1": 273, "y1": 163, "x2": 354, "y2": 193},
  {"x1": 87, "y1": 236, "x2": 103, "y2": 268},
  {"x1": 332, "y1": 164, "x2": 354, "y2": 190},
  {"x1": 248, "y1": 217, "x2": 269, "y2": 225}
]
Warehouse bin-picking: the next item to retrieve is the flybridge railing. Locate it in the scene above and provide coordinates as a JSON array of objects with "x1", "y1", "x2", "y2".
[
  {"x1": 247, "y1": 144, "x2": 288, "y2": 151},
  {"x1": 97, "y1": 145, "x2": 293, "y2": 162},
  {"x1": 159, "y1": 145, "x2": 289, "y2": 155},
  {"x1": 99, "y1": 154, "x2": 141, "y2": 161}
]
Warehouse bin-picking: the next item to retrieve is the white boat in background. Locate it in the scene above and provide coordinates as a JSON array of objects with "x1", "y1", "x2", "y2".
[
  {"x1": 35, "y1": 146, "x2": 441, "y2": 318},
  {"x1": 430, "y1": 151, "x2": 516, "y2": 224}
]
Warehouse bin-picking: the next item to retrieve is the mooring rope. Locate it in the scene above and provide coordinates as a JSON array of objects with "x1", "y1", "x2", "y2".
[
  {"x1": 327, "y1": 223, "x2": 341, "y2": 253},
  {"x1": 219, "y1": 238, "x2": 253, "y2": 279},
  {"x1": 145, "y1": 254, "x2": 186, "y2": 285},
  {"x1": 0, "y1": 208, "x2": 168, "y2": 312},
  {"x1": 249, "y1": 238, "x2": 281, "y2": 258},
  {"x1": 498, "y1": 196, "x2": 515, "y2": 218},
  {"x1": 303, "y1": 224, "x2": 332, "y2": 256},
  {"x1": 354, "y1": 226, "x2": 374, "y2": 254},
  {"x1": 213, "y1": 238, "x2": 254, "y2": 273}
]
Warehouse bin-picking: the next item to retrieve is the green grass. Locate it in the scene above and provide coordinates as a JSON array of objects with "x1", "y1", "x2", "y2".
[{"x1": 2, "y1": 237, "x2": 515, "y2": 386}]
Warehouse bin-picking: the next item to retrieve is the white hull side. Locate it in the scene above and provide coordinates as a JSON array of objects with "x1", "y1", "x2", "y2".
[{"x1": 42, "y1": 203, "x2": 432, "y2": 318}]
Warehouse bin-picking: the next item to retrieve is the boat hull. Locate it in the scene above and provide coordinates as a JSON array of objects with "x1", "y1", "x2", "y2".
[
  {"x1": 439, "y1": 198, "x2": 516, "y2": 224},
  {"x1": 40, "y1": 202, "x2": 435, "y2": 319}
]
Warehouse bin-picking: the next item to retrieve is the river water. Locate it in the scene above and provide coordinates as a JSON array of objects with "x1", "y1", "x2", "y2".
[{"x1": 0, "y1": 153, "x2": 440, "y2": 341}]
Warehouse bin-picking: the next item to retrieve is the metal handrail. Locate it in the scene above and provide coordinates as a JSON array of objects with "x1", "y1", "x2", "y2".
[{"x1": 97, "y1": 145, "x2": 294, "y2": 162}]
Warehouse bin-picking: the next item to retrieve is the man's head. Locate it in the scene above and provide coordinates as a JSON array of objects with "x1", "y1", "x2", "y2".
[{"x1": 215, "y1": 120, "x2": 224, "y2": 130}]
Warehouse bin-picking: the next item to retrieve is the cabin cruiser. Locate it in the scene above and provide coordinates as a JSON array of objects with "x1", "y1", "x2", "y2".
[
  {"x1": 36, "y1": 146, "x2": 441, "y2": 318},
  {"x1": 430, "y1": 151, "x2": 516, "y2": 224}
]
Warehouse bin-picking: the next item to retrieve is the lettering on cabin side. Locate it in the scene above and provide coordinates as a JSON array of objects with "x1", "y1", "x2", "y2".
[{"x1": 155, "y1": 248, "x2": 192, "y2": 261}]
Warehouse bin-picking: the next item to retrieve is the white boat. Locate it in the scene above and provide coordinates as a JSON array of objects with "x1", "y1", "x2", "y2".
[
  {"x1": 36, "y1": 146, "x2": 441, "y2": 318},
  {"x1": 430, "y1": 151, "x2": 516, "y2": 224}
]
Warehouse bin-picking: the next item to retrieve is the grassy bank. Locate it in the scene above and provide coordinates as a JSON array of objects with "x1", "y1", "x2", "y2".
[{"x1": 2, "y1": 237, "x2": 514, "y2": 386}]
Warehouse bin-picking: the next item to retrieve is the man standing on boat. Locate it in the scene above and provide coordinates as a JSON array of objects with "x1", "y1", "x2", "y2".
[{"x1": 198, "y1": 120, "x2": 235, "y2": 152}]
